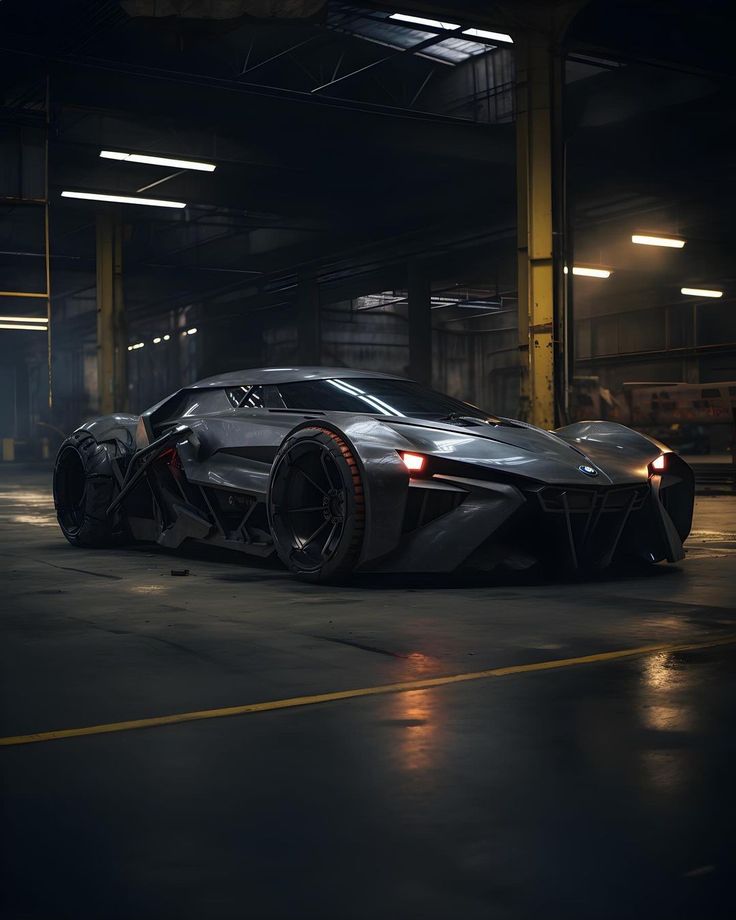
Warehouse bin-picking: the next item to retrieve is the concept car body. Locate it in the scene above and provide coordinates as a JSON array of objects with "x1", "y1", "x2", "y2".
[{"x1": 53, "y1": 367, "x2": 694, "y2": 581}]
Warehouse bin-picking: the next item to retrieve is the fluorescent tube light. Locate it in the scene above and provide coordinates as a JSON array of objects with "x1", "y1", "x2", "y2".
[
  {"x1": 186, "y1": 327, "x2": 197, "y2": 335},
  {"x1": 0, "y1": 315, "x2": 47, "y2": 323},
  {"x1": 100, "y1": 150, "x2": 216, "y2": 172},
  {"x1": 631, "y1": 234, "x2": 685, "y2": 248},
  {"x1": 0, "y1": 323, "x2": 48, "y2": 331},
  {"x1": 390, "y1": 13, "x2": 460, "y2": 29},
  {"x1": 153, "y1": 337, "x2": 162, "y2": 344},
  {"x1": 462, "y1": 27, "x2": 513, "y2": 43},
  {"x1": 680, "y1": 287, "x2": 723, "y2": 298},
  {"x1": 564, "y1": 266, "x2": 611, "y2": 278},
  {"x1": 61, "y1": 191, "x2": 186, "y2": 209},
  {"x1": 163, "y1": 334, "x2": 171, "y2": 341}
]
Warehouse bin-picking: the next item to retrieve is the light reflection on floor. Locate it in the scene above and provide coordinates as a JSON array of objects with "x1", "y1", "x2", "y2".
[
  {"x1": 404, "y1": 651, "x2": 436, "y2": 675},
  {"x1": 0, "y1": 488, "x2": 57, "y2": 527},
  {"x1": 389, "y1": 688, "x2": 438, "y2": 772},
  {"x1": 639, "y1": 651, "x2": 695, "y2": 793},
  {"x1": 128, "y1": 584, "x2": 168, "y2": 595}
]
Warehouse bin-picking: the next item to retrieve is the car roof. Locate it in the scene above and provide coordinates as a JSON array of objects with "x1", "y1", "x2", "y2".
[{"x1": 190, "y1": 366, "x2": 406, "y2": 388}]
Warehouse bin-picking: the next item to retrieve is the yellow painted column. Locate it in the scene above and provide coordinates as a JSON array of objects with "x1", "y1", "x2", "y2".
[
  {"x1": 96, "y1": 211, "x2": 128, "y2": 414},
  {"x1": 516, "y1": 31, "x2": 557, "y2": 430}
]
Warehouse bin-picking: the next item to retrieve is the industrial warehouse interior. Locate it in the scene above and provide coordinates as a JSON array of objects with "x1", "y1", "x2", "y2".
[{"x1": 1, "y1": 0, "x2": 735, "y2": 917}]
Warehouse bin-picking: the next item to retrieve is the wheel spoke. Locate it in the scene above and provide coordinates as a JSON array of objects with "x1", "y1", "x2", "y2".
[
  {"x1": 300, "y1": 518, "x2": 329, "y2": 550},
  {"x1": 293, "y1": 464, "x2": 328, "y2": 496},
  {"x1": 320, "y1": 451, "x2": 338, "y2": 489},
  {"x1": 289, "y1": 505, "x2": 324, "y2": 514},
  {"x1": 321, "y1": 521, "x2": 339, "y2": 557}
]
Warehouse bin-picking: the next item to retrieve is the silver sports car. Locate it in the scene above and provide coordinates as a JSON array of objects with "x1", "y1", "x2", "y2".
[{"x1": 53, "y1": 367, "x2": 694, "y2": 581}]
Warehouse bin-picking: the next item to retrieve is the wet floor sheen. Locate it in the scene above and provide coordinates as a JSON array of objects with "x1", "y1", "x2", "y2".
[{"x1": 1, "y1": 467, "x2": 735, "y2": 919}]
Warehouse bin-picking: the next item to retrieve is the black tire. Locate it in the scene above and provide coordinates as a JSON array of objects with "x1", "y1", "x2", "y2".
[
  {"x1": 53, "y1": 430, "x2": 127, "y2": 548},
  {"x1": 268, "y1": 426, "x2": 365, "y2": 582}
]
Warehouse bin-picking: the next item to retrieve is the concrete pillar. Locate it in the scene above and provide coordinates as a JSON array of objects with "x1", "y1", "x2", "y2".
[
  {"x1": 96, "y1": 211, "x2": 127, "y2": 413},
  {"x1": 516, "y1": 30, "x2": 558, "y2": 429},
  {"x1": 408, "y1": 259, "x2": 431, "y2": 385},
  {"x1": 297, "y1": 275, "x2": 321, "y2": 365}
]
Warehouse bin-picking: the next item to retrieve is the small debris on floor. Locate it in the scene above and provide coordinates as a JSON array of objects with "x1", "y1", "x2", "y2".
[{"x1": 170, "y1": 568, "x2": 190, "y2": 576}]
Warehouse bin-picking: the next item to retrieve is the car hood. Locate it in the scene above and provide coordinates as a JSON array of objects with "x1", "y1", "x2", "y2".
[{"x1": 374, "y1": 415, "x2": 651, "y2": 486}]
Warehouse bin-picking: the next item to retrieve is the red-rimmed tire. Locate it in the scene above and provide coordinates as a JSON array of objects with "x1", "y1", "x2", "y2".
[
  {"x1": 267, "y1": 426, "x2": 365, "y2": 582},
  {"x1": 53, "y1": 430, "x2": 127, "y2": 548}
]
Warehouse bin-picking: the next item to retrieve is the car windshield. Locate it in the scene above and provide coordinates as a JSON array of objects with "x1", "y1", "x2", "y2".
[{"x1": 276, "y1": 378, "x2": 498, "y2": 422}]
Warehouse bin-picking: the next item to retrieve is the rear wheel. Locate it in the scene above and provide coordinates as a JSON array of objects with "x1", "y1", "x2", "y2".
[
  {"x1": 268, "y1": 427, "x2": 365, "y2": 582},
  {"x1": 53, "y1": 431, "x2": 126, "y2": 547}
]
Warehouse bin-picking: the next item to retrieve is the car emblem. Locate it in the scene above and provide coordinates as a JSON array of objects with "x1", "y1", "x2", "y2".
[{"x1": 579, "y1": 464, "x2": 597, "y2": 477}]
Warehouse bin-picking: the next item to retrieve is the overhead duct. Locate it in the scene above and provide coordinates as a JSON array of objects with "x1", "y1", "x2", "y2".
[{"x1": 119, "y1": 0, "x2": 326, "y2": 19}]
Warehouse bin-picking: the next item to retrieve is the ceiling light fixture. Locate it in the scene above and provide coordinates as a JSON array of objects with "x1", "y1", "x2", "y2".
[
  {"x1": 564, "y1": 266, "x2": 611, "y2": 278},
  {"x1": 462, "y1": 27, "x2": 513, "y2": 43},
  {"x1": 0, "y1": 322, "x2": 48, "y2": 331},
  {"x1": 186, "y1": 327, "x2": 197, "y2": 335},
  {"x1": 100, "y1": 150, "x2": 216, "y2": 172},
  {"x1": 61, "y1": 191, "x2": 186, "y2": 209},
  {"x1": 631, "y1": 234, "x2": 685, "y2": 249},
  {"x1": 0, "y1": 315, "x2": 47, "y2": 324},
  {"x1": 390, "y1": 13, "x2": 460, "y2": 29},
  {"x1": 680, "y1": 287, "x2": 723, "y2": 298}
]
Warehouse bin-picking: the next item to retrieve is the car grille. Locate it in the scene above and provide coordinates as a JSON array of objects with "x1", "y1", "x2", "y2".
[
  {"x1": 531, "y1": 483, "x2": 650, "y2": 569},
  {"x1": 537, "y1": 484, "x2": 649, "y2": 514}
]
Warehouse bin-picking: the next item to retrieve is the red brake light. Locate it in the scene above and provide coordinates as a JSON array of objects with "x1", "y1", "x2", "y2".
[{"x1": 400, "y1": 452, "x2": 425, "y2": 472}]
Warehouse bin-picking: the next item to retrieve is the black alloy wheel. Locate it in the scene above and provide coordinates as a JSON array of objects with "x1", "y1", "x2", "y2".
[{"x1": 268, "y1": 427, "x2": 365, "y2": 581}]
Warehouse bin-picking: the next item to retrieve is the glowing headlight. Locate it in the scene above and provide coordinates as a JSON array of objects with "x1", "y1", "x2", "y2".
[
  {"x1": 648, "y1": 454, "x2": 668, "y2": 475},
  {"x1": 400, "y1": 452, "x2": 425, "y2": 473}
]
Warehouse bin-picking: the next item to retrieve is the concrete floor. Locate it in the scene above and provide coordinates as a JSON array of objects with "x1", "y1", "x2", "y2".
[{"x1": 1, "y1": 466, "x2": 736, "y2": 920}]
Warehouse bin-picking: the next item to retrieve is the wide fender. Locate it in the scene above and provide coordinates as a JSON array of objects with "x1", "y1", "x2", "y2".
[
  {"x1": 555, "y1": 420, "x2": 669, "y2": 457},
  {"x1": 558, "y1": 420, "x2": 694, "y2": 550},
  {"x1": 280, "y1": 416, "x2": 418, "y2": 567},
  {"x1": 555, "y1": 420, "x2": 673, "y2": 479},
  {"x1": 77, "y1": 414, "x2": 139, "y2": 453}
]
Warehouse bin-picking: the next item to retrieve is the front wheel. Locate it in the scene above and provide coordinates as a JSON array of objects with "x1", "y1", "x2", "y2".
[
  {"x1": 267, "y1": 427, "x2": 365, "y2": 582},
  {"x1": 53, "y1": 430, "x2": 127, "y2": 547}
]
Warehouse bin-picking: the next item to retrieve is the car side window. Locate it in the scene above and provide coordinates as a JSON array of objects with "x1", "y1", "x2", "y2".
[
  {"x1": 150, "y1": 388, "x2": 232, "y2": 430},
  {"x1": 179, "y1": 389, "x2": 232, "y2": 416},
  {"x1": 226, "y1": 385, "x2": 285, "y2": 409},
  {"x1": 226, "y1": 386, "x2": 265, "y2": 409}
]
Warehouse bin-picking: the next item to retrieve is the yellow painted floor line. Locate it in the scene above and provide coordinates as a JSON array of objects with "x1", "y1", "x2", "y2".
[{"x1": 2, "y1": 633, "x2": 736, "y2": 748}]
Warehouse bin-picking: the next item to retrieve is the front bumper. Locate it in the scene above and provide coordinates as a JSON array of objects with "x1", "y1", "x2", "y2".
[{"x1": 369, "y1": 474, "x2": 683, "y2": 574}]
